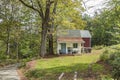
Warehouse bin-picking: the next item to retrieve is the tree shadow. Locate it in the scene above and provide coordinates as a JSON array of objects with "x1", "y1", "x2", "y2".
[{"x1": 26, "y1": 63, "x2": 103, "y2": 80}]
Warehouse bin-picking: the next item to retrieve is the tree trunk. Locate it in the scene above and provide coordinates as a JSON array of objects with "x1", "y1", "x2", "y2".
[
  {"x1": 6, "y1": 26, "x2": 10, "y2": 56},
  {"x1": 40, "y1": 23, "x2": 47, "y2": 57},
  {"x1": 6, "y1": 43, "x2": 10, "y2": 55},
  {"x1": 48, "y1": 33, "x2": 54, "y2": 55},
  {"x1": 47, "y1": 0, "x2": 58, "y2": 55},
  {"x1": 16, "y1": 40, "x2": 19, "y2": 60}
]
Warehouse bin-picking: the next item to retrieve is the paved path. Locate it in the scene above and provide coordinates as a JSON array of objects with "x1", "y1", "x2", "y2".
[{"x1": 0, "y1": 64, "x2": 20, "y2": 80}]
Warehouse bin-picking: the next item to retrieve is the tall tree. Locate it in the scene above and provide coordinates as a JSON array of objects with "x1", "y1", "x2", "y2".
[
  {"x1": 19, "y1": 0, "x2": 55, "y2": 57},
  {"x1": 47, "y1": 0, "x2": 58, "y2": 55}
]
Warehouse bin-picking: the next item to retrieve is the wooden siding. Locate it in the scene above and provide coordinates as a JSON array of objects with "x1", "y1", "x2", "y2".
[{"x1": 82, "y1": 38, "x2": 91, "y2": 47}]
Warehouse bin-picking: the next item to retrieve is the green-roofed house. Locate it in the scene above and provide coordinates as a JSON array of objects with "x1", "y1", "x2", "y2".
[{"x1": 57, "y1": 30, "x2": 92, "y2": 54}]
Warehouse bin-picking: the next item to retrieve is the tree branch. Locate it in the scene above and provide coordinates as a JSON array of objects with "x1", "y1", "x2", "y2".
[
  {"x1": 36, "y1": 0, "x2": 44, "y2": 19},
  {"x1": 44, "y1": 0, "x2": 51, "y2": 21},
  {"x1": 19, "y1": 0, "x2": 44, "y2": 18},
  {"x1": 53, "y1": 0, "x2": 58, "y2": 14}
]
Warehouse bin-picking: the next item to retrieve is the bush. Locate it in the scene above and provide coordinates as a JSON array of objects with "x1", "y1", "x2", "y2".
[
  {"x1": 25, "y1": 69, "x2": 42, "y2": 78},
  {"x1": 0, "y1": 59, "x2": 17, "y2": 68},
  {"x1": 0, "y1": 51, "x2": 8, "y2": 60},
  {"x1": 101, "y1": 75, "x2": 113, "y2": 80},
  {"x1": 18, "y1": 58, "x2": 32, "y2": 68},
  {"x1": 111, "y1": 53, "x2": 120, "y2": 80},
  {"x1": 100, "y1": 49, "x2": 112, "y2": 62},
  {"x1": 93, "y1": 45, "x2": 105, "y2": 50},
  {"x1": 100, "y1": 49, "x2": 120, "y2": 80}
]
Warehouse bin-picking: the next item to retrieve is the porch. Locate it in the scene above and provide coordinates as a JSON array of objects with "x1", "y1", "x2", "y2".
[{"x1": 57, "y1": 42, "x2": 84, "y2": 54}]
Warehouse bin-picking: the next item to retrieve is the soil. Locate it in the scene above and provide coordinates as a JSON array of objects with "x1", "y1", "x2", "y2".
[
  {"x1": 26, "y1": 60, "x2": 36, "y2": 69},
  {"x1": 97, "y1": 60, "x2": 112, "y2": 74},
  {"x1": 17, "y1": 60, "x2": 36, "y2": 80},
  {"x1": 17, "y1": 69, "x2": 27, "y2": 80}
]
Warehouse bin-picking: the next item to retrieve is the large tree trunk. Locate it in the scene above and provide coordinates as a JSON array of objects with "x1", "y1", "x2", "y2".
[
  {"x1": 48, "y1": 33, "x2": 54, "y2": 55},
  {"x1": 47, "y1": 0, "x2": 57, "y2": 55},
  {"x1": 40, "y1": 23, "x2": 48, "y2": 57}
]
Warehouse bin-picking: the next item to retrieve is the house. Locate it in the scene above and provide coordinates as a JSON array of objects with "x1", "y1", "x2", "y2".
[{"x1": 57, "y1": 30, "x2": 92, "y2": 54}]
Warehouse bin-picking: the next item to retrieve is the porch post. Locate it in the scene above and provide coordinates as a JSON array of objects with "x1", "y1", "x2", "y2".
[
  {"x1": 66, "y1": 43, "x2": 68, "y2": 54},
  {"x1": 57, "y1": 42, "x2": 59, "y2": 54}
]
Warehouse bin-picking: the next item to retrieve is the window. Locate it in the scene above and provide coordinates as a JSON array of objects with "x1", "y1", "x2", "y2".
[{"x1": 73, "y1": 43, "x2": 78, "y2": 48}]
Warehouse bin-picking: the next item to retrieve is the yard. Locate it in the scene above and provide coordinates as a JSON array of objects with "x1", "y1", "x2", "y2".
[{"x1": 25, "y1": 50, "x2": 107, "y2": 80}]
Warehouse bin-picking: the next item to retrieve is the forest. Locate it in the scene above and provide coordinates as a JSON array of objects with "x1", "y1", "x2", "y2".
[
  {"x1": 0, "y1": 0, "x2": 119, "y2": 59},
  {"x1": 0, "y1": 0, "x2": 120, "y2": 80}
]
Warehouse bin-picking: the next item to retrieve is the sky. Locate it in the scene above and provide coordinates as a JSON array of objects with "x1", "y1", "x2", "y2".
[{"x1": 83, "y1": 0, "x2": 107, "y2": 16}]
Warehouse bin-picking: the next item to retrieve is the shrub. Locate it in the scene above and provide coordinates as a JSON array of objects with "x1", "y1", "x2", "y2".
[
  {"x1": 101, "y1": 75, "x2": 113, "y2": 80},
  {"x1": 100, "y1": 49, "x2": 111, "y2": 62},
  {"x1": 18, "y1": 58, "x2": 32, "y2": 68},
  {"x1": 111, "y1": 53, "x2": 120, "y2": 80},
  {"x1": 93, "y1": 45, "x2": 105, "y2": 50},
  {"x1": 25, "y1": 69, "x2": 42, "y2": 78},
  {"x1": 100, "y1": 49, "x2": 120, "y2": 80},
  {"x1": 0, "y1": 51, "x2": 8, "y2": 60}
]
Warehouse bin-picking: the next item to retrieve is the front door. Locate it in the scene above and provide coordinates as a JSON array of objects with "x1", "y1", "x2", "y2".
[{"x1": 61, "y1": 43, "x2": 66, "y2": 54}]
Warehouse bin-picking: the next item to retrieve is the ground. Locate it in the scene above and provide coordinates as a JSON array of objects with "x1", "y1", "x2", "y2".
[
  {"x1": 24, "y1": 49, "x2": 109, "y2": 80},
  {"x1": 0, "y1": 64, "x2": 20, "y2": 80}
]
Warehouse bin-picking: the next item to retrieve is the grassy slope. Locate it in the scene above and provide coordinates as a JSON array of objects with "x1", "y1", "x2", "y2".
[
  {"x1": 28, "y1": 50, "x2": 104, "y2": 79},
  {"x1": 36, "y1": 53, "x2": 102, "y2": 71}
]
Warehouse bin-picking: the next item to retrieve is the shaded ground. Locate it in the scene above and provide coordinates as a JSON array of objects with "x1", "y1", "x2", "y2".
[
  {"x1": 97, "y1": 60, "x2": 112, "y2": 74},
  {"x1": 0, "y1": 64, "x2": 20, "y2": 80}
]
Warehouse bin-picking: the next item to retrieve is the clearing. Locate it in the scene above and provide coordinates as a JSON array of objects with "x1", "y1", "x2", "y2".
[{"x1": 25, "y1": 50, "x2": 106, "y2": 80}]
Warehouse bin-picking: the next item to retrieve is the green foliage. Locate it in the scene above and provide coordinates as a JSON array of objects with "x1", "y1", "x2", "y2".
[
  {"x1": 93, "y1": 45, "x2": 105, "y2": 50},
  {"x1": 0, "y1": 0, "x2": 86, "y2": 59},
  {"x1": 101, "y1": 75, "x2": 113, "y2": 80},
  {"x1": 100, "y1": 45, "x2": 120, "y2": 80},
  {"x1": 53, "y1": 0, "x2": 86, "y2": 30},
  {"x1": 100, "y1": 49, "x2": 112, "y2": 62},
  {"x1": 83, "y1": 0, "x2": 120, "y2": 46},
  {"x1": 0, "y1": 53, "x2": 8, "y2": 60},
  {"x1": 0, "y1": 59, "x2": 17, "y2": 68},
  {"x1": 0, "y1": 0, "x2": 41, "y2": 59},
  {"x1": 111, "y1": 56, "x2": 120, "y2": 80},
  {"x1": 18, "y1": 58, "x2": 32, "y2": 68},
  {"x1": 25, "y1": 69, "x2": 42, "y2": 78},
  {"x1": 100, "y1": 45, "x2": 120, "y2": 62}
]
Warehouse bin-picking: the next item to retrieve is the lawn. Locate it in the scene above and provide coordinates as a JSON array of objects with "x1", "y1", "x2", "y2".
[{"x1": 26, "y1": 50, "x2": 104, "y2": 80}]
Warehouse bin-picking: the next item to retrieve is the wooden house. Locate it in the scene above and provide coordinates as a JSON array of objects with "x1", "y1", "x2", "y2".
[{"x1": 57, "y1": 30, "x2": 91, "y2": 54}]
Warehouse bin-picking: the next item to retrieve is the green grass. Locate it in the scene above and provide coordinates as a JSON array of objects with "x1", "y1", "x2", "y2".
[
  {"x1": 36, "y1": 53, "x2": 101, "y2": 70},
  {"x1": 26, "y1": 51, "x2": 104, "y2": 80}
]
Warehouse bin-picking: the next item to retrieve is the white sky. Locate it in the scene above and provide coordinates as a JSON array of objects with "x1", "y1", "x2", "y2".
[{"x1": 83, "y1": 0, "x2": 107, "y2": 16}]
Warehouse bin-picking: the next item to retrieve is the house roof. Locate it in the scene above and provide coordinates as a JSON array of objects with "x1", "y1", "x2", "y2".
[
  {"x1": 57, "y1": 30, "x2": 91, "y2": 38},
  {"x1": 80, "y1": 30, "x2": 91, "y2": 38}
]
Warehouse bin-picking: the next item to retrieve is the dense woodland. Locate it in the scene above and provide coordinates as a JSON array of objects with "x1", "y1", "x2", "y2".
[{"x1": 0, "y1": 0, "x2": 120, "y2": 59}]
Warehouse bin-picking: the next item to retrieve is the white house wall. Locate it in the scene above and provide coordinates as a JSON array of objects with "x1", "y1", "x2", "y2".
[
  {"x1": 57, "y1": 43, "x2": 61, "y2": 53},
  {"x1": 57, "y1": 42, "x2": 82, "y2": 54}
]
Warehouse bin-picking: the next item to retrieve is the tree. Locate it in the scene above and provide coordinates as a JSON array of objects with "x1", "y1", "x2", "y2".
[
  {"x1": 19, "y1": 0, "x2": 57, "y2": 57},
  {"x1": 19, "y1": 0, "x2": 85, "y2": 57},
  {"x1": 0, "y1": 0, "x2": 20, "y2": 56},
  {"x1": 83, "y1": 0, "x2": 120, "y2": 46},
  {"x1": 0, "y1": 0, "x2": 36, "y2": 59}
]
